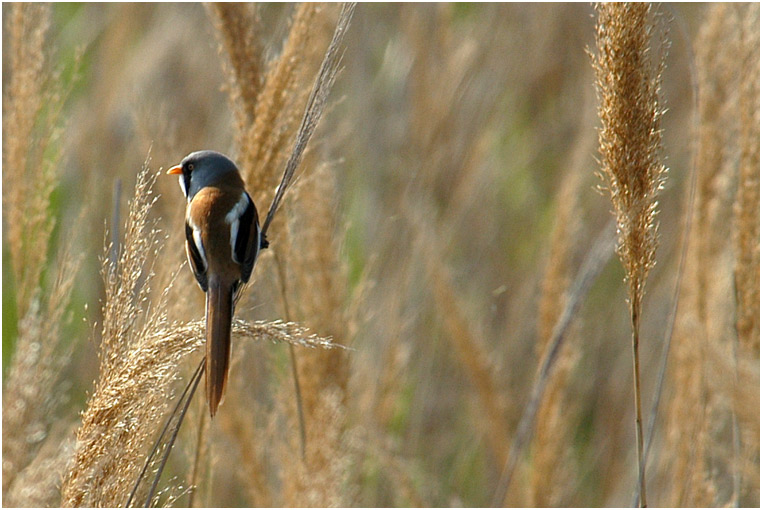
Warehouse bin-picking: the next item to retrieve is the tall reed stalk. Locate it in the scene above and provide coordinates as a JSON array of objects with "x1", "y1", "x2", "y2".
[
  {"x1": 2, "y1": 2, "x2": 62, "y2": 319},
  {"x1": 592, "y1": 3, "x2": 668, "y2": 506},
  {"x1": 2, "y1": 4, "x2": 80, "y2": 505}
]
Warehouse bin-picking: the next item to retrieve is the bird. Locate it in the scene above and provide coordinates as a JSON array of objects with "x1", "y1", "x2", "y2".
[{"x1": 167, "y1": 150, "x2": 268, "y2": 417}]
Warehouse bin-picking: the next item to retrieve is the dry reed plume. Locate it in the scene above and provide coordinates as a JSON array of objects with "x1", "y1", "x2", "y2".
[
  {"x1": 61, "y1": 162, "x2": 180, "y2": 506},
  {"x1": 209, "y1": 3, "x2": 339, "y2": 210},
  {"x1": 206, "y1": 3, "x2": 263, "y2": 139},
  {"x1": 252, "y1": 5, "x2": 354, "y2": 505},
  {"x1": 661, "y1": 4, "x2": 760, "y2": 506},
  {"x1": 277, "y1": 163, "x2": 352, "y2": 506},
  {"x1": 2, "y1": 4, "x2": 81, "y2": 506},
  {"x1": 2, "y1": 2, "x2": 64, "y2": 318},
  {"x1": 592, "y1": 3, "x2": 668, "y2": 506},
  {"x1": 3, "y1": 247, "x2": 82, "y2": 506},
  {"x1": 665, "y1": 5, "x2": 736, "y2": 506}
]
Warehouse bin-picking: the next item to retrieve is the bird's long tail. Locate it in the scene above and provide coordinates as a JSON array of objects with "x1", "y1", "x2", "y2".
[{"x1": 205, "y1": 275, "x2": 233, "y2": 417}]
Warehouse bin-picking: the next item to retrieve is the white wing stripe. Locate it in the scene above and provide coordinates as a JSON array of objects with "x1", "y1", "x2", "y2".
[
  {"x1": 188, "y1": 216, "x2": 208, "y2": 270},
  {"x1": 225, "y1": 192, "x2": 249, "y2": 224},
  {"x1": 255, "y1": 224, "x2": 261, "y2": 262},
  {"x1": 227, "y1": 192, "x2": 251, "y2": 264},
  {"x1": 230, "y1": 219, "x2": 240, "y2": 263},
  {"x1": 192, "y1": 228, "x2": 208, "y2": 270}
]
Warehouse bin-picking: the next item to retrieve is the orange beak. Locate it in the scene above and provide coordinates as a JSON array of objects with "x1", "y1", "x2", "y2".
[{"x1": 167, "y1": 164, "x2": 183, "y2": 175}]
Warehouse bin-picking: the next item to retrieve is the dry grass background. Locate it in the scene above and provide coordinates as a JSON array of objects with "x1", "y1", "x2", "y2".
[{"x1": 2, "y1": 2, "x2": 759, "y2": 507}]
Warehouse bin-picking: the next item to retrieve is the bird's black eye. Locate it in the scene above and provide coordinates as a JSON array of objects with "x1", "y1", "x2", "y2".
[{"x1": 187, "y1": 163, "x2": 195, "y2": 172}]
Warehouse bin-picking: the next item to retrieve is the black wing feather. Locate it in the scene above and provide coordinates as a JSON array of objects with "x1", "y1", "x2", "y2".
[
  {"x1": 185, "y1": 222, "x2": 208, "y2": 292},
  {"x1": 235, "y1": 193, "x2": 259, "y2": 284}
]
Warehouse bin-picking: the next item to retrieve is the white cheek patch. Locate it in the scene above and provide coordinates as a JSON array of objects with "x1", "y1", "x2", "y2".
[{"x1": 178, "y1": 175, "x2": 188, "y2": 198}]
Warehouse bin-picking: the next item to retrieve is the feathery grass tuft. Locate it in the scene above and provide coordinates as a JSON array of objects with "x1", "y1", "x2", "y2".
[
  {"x1": 2, "y1": 2, "x2": 65, "y2": 319},
  {"x1": 593, "y1": 3, "x2": 667, "y2": 317},
  {"x1": 262, "y1": 2, "x2": 354, "y2": 237},
  {"x1": 592, "y1": 3, "x2": 668, "y2": 506},
  {"x1": 1, "y1": 4, "x2": 81, "y2": 504},
  {"x1": 3, "y1": 248, "x2": 81, "y2": 504},
  {"x1": 219, "y1": 3, "x2": 338, "y2": 206},
  {"x1": 61, "y1": 161, "x2": 176, "y2": 506},
  {"x1": 662, "y1": 5, "x2": 748, "y2": 506},
  {"x1": 206, "y1": 3, "x2": 263, "y2": 144}
]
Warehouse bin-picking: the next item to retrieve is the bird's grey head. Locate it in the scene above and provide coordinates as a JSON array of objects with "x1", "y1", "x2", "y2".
[{"x1": 176, "y1": 150, "x2": 240, "y2": 200}]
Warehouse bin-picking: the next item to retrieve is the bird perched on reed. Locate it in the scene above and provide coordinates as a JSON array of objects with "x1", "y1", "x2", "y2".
[{"x1": 167, "y1": 150, "x2": 268, "y2": 417}]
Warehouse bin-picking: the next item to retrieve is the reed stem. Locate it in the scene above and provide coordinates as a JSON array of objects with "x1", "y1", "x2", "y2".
[{"x1": 631, "y1": 311, "x2": 647, "y2": 507}]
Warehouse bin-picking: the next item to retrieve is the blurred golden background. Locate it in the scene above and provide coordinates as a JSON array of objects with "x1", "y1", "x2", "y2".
[{"x1": 2, "y1": 3, "x2": 758, "y2": 507}]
